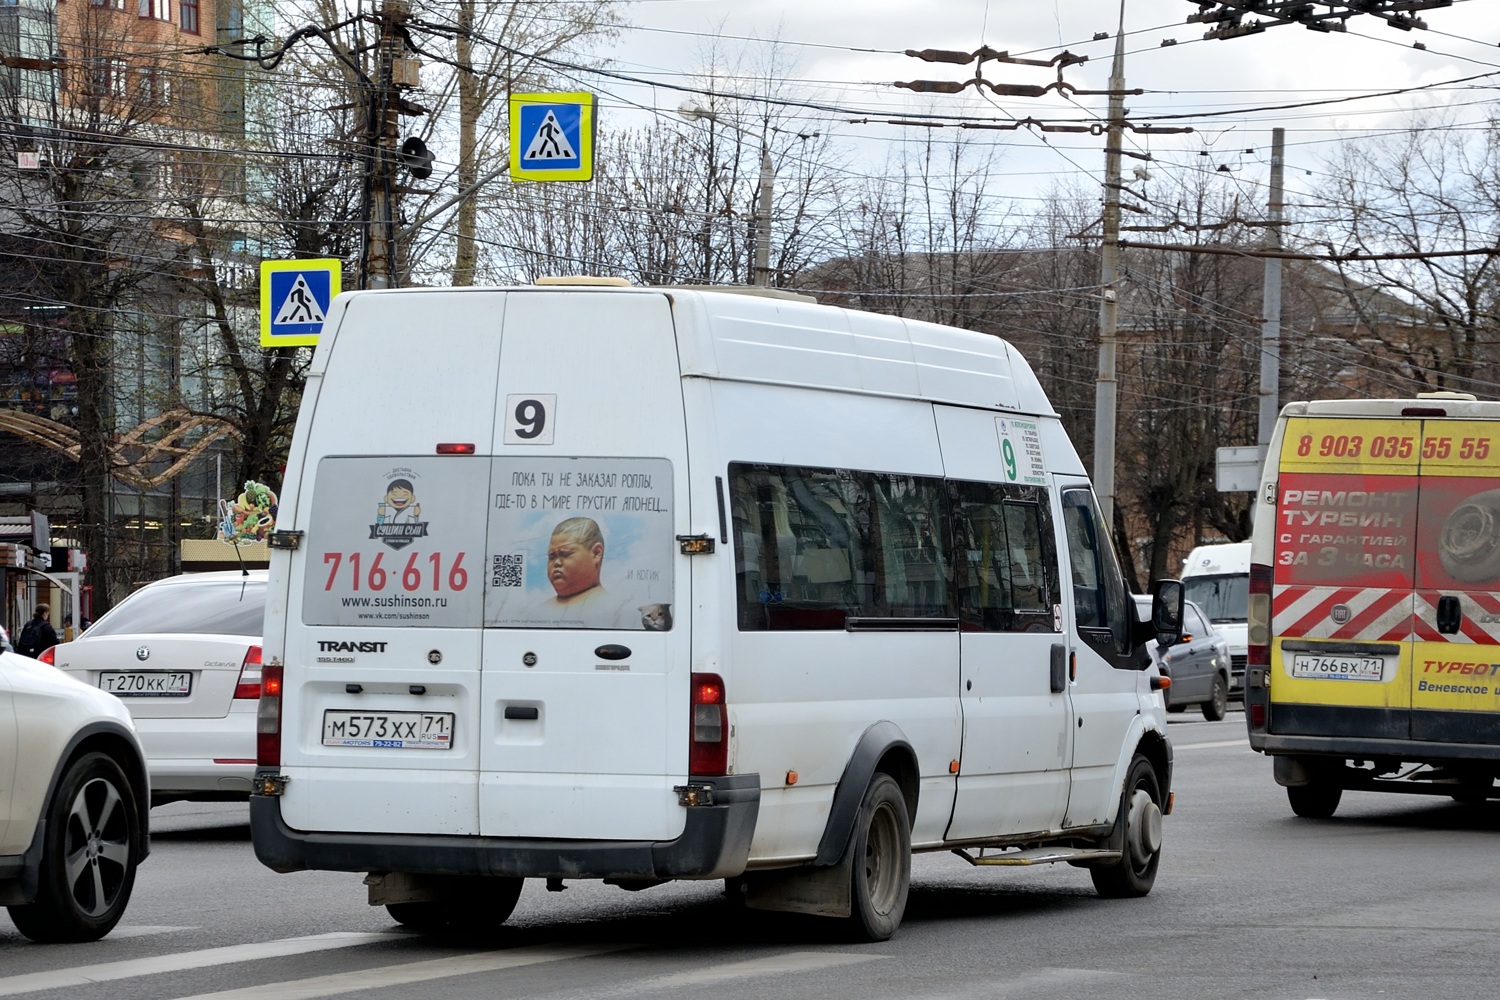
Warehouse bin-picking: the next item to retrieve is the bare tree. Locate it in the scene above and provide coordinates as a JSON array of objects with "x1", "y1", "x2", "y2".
[{"x1": 1312, "y1": 117, "x2": 1500, "y2": 396}]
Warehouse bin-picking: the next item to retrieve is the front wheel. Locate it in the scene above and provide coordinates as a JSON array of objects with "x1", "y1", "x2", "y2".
[
  {"x1": 386, "y1": 876, "x2": 523, "y2": 931},
  {"x1": 843, "y1": 773, "x2": 911, "y2": 942},
  {"x1": 1090, "y1": 754, "x2": 1163, "y2": 899},
  {"x1": 1287, "y1": 781, "x2": 1342, "y2": 819},
  {"x1": 1201, "y1": 675, "x2": 1229, "y2": 721},
  {"x1": 6, "y1": 752, "x2": 142, "y2": 943}
]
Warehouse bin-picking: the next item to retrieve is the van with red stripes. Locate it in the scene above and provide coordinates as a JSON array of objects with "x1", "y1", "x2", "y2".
[
  {"x1": 1246, "y1": 393, "x2": 1500, "y2": 816},
  {"x1": 250, "y1": 280, "x2": 1183, "y2": 942}
]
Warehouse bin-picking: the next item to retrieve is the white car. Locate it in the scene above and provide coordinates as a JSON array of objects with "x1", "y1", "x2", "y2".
[
  {"x1": 47, "y1": 570, "x2": 266, "y2": 805},
  {"x1": 1, "y1": 650, "x2": 150, "y2": 941}
]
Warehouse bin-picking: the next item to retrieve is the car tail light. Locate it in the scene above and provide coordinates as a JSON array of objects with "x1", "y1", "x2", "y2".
[
  {"x1": 257, "y1": 662, "x2": 283, "y2": 768},
  {"x1": 235, "y1": 645, "x2": 263, "y2": 700},
  {"x1": 690, "y1": 672, "x2": 728, "y2": 776},
  {"x1": 38, "y1": 646, "x2": 55, "y2": 665},
  {"x1": 1248, "y1": 562, "x2": 1272, "y2": 668},
  {"x1": 1249, "y1": 702, "x2": 1267, "y2": 729}
]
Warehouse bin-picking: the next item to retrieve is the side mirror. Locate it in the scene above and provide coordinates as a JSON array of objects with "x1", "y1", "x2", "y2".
[{"x1": 1152, "y1": 579, "x2": 1185, "y2": 648}]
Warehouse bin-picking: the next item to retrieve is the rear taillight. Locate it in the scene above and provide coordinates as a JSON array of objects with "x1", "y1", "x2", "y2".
[
  {"x1": 1248, "y1": 562, "x2": 1272, "y2": 667},
  {"x1": 38, "y1": 646, "x2": 55, "y2": 665},
  {"x1": 690, "y1": 672, "x2": 728, "y2": 776},
  {"x1": 235, "y1": 645, "x2": 263, "y2": 700},
  {"x1": 257, "y1": 662, "x2": 283, "y2": 768}
]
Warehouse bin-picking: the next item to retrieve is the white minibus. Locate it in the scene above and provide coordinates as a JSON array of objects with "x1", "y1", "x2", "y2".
[{"x1": 251, "y1": 281, "x2": 1181, "y2": 941}]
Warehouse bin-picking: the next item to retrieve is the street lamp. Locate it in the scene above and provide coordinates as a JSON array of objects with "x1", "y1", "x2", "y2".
[{"x1": 677, "y1": 102, "x2": 774, "y2": 288}]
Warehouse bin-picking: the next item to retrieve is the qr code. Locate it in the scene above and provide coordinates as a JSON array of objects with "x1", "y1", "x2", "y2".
[{"x1": 492, "y1": 553, "x2": 524, "y2": 588}]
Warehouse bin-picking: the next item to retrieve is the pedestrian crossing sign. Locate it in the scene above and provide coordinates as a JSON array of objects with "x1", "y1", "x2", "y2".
[
  {"x1": 510, "y1": 92, "x2": 595, "y2": 182},
  {"x1": 260, "y1": 258, "x2": 342, "y2": 347}
]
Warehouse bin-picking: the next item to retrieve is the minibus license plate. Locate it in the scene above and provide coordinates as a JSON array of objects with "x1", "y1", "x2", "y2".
[
  {"x1": 322, "y1": 710, "x2": 454, "y2": 749},
  {"x1": 100, "y1": 671, "x2": 192, "y2": 697},
  {"x1": 1290, "y1": 654, "x2": 1385, "y2": 681}
]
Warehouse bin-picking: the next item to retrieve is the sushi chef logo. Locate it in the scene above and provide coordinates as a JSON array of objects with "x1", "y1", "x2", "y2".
[{"x1": 370, "y1": 475, "x2": 429, "y2": 549}]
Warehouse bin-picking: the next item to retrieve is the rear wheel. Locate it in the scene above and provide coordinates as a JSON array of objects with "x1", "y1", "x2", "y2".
[
  {"x1": 386, "y1": 876, "x2": 523, "y2": 931},
  {"x1": 1201, "y1": 675, "x2": 1229, "y2": 721},
  {"x1": 843, "y1": 773, "x2": 910, "y2": 942},
  {"x1": 1091, "y1": 754, "x2": 1163, "y2": 899},
  {"x1": 1287, "y1": 781, "x2": 1342, "y2": 819},
  {"x1": 7, "y1": 752, "x2": 141, "y2": 943}
]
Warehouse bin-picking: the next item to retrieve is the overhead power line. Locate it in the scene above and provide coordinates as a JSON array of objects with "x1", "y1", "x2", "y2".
[{"x1": 1187, "y1": 1, "x2": 1455, "y2": 40}]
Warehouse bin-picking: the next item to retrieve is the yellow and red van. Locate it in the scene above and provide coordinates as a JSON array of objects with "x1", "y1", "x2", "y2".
[{"x1": 1247, "y1": 393, "x2": 1500, "y2": 816}]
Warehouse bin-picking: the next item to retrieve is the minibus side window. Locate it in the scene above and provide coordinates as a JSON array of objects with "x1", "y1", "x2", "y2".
[
  {"x1": 871, "y1": 474, "x2": 953, "y2": 618},
  {"x1": 1061, "y1": 488, "x2": 1131, "y2": 656},
  {"x1": 729, "y1": 463, "x2": 952, "y2": 630},
  {"x1": 952, "y1": 482, "x2": 1059, "y2": 633}
]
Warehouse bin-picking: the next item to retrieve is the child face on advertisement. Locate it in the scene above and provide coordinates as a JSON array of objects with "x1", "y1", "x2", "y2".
[
  {"x1": 548, "y1": 531, "x2": 603, "y2": 598},
  {"x1": 384, "y1": 483, "x2": 416, "y2": 510}
]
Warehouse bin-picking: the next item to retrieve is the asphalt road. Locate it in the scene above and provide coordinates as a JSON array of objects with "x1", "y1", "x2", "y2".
[{"x1": 5, "y1": 710, "x2": 1499, "y2": 999}]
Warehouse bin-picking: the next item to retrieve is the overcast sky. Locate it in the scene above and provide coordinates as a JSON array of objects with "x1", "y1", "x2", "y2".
[{"x1": 591, "y1": 0, "x2": 1500, "y2": 212}]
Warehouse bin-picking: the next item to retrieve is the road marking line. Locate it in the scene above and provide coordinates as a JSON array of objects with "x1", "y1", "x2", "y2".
[
  {"x1": 169, "y1": 944, "x2": 629, "y2": 1000},
  {"x1": 1177, "y1": 739, "x2": 1251, "y2": 750},
  {"x1": 0, "y1": 931, "x2": 389, "y2": 997},
  {"x1": 96, "y1": 925, "x2": 197, "y2": 940},
  {"x1": 643, "y1": 951, "x2": 882, "y2": 988}
]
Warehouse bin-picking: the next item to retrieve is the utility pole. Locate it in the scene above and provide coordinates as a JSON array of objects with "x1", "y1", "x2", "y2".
[
  {"x1": 1093, "y1": 2, "x2": 1127, "y2": 528},
  {"x1": 1258, "y1": 127, "x2": 1285, "y2": 447},
  {"x1": 363, "y1": 0, "x2": 416, "y2": 289}
]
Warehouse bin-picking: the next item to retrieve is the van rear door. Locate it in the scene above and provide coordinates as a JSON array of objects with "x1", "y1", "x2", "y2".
[
  {"x1": 1410, "y1": 419, "x2": 1500, "y2": 744},
  {"x1": 1270, "y1": 416, "x2": 1420, "y2": 740},
  {"x1": 280, "y1": 291, "x2": 504, "y2": 837},
  {"x1": 477, "y1": 290, "x2": 690, "y2": 841}
]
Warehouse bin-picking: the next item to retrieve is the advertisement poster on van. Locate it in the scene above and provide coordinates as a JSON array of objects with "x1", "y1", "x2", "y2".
[
  {"x1": 1274, "y1": 416, "x2": 1500, "y2": 714},
  {"x1": 484, "y1": 457, "x2": 675, "y2": 630},
  {"x1": 304, "y1": 457, "x2": 491, "y2": 627}
]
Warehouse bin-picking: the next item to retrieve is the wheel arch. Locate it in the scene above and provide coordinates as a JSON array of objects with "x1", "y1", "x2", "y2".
[
  {"x1": 5, "y1": 722, "x2": 149, "y2": 906},
  {"x1": 43, "y1": 725, "x2": 150, "y2": 854},
  {"x1": 813, "y1": 721, "x2": 916, "y2": 866}
]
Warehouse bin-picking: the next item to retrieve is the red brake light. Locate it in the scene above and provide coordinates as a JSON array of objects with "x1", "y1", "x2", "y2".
[
  {"x1": 690, "y1": 672, "x2": 728, "y2": 776},
  {"x1": 1248, "y1": 562, "x2": 1273, "y2": 667},
  {"x1": 38, "y1": 646, "x2": 55, "y2": 665},
  {"x1": 436, "y1": 443, "x2": 476, "y2": 455},
  {"x1": 257, "y1": 662, "x2": 283, "y2": 768},
  {"x1": 234, "y1": 645, "x2": 263, "y2": 700}
]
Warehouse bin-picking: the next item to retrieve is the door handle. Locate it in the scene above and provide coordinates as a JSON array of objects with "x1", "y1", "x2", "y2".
[
  {"x1": 1436, "y1": 595, "x2": 1463, "y2": 635},
  {"x1": 1050, "y1": 644, "x2": 1067, "y2": 693}
]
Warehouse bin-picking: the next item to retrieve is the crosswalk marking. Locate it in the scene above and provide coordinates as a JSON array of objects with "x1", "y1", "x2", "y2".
[
  {"x1": 641, "y1": 951, "x2": 883, "y2": 989},
  {"x1": 0, "y1": 932, "x2": 389, "y2": 997},
  {"x1": 93, "y1": 925, "x2": 196, "y2": 940},
  {"x1": 1177, "y1": 739, "x2": 1251, "y2": 750},
  {"x1": 170, "y1": 944, "x2": 629, "y2": 1000}
]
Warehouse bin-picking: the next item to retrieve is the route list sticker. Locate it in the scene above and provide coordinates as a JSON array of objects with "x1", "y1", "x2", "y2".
[{"x1": 996, "y1": 417, "x2": 1046, "y2": 486}]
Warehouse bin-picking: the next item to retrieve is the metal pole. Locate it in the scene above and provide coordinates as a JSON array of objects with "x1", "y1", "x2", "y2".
[
  {"x1": 1093, "y1": 3, "x2": 1127, "y2": 528},
  {"x1": 754, "y1": 148, "x2": 774, "y2": 287},
  {"x1": 1258, "y1": 127, "x2": 1285, "y2": 446},
  {"x1": 363, "y1": 1, "x2": 405, "y2": 289}
]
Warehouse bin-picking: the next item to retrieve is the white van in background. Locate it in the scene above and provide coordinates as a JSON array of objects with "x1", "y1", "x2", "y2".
[
  {"x1": 1181, "y1": 541, "x2": 1250, "y2": 694},
  {"x1": 251, "y1": 280, "x2": 1182, "y2": 942}
]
